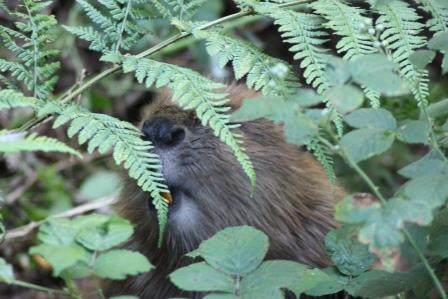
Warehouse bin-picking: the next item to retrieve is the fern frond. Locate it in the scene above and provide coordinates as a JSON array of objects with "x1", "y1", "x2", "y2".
[
  {"x1": 0, "y1": 0, "x2": 60, "y2": 99},
  {"x1": 0, "y1": 89, "x2": 38, "y2": 111},
  {"x1": 375, "y1": 1, "x2": 429, "y2": 106},
  {"x1": 65, "y1": 0, "x2": 148, "y2": 54},
  {"x1": 42, "y1": 101, "x2": 169, "y2": 243},
  {"x1": 152, "y1": 0, "x2": 207, "y2": 20},
  {"x1": 122, "y1": 55, "x2": 256, "y2": 187},
  {"x1": 311, "y1": 0, "x2": 380, "y2": 108},
  {"x1": 306, "y1": 134, "x2": 336, "y2": 191},
  {"x1": 415, "y1": 0, "x2": 448, "y2": 33},
  {"x1": 0, "y1": 130, "x2": 81, "y2": 157},
  {"x1": 194, "y1": 30, "x2": 299, "y2": 96},
  {"x1": 261, "y1": 6, "x2": 331, "y2": 95}
]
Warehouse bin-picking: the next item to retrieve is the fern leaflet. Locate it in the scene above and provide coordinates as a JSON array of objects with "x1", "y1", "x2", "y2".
[
  {"x1": 151, "y1": 0, "x2": 208, "y2": 20},
  {"x1": 256, "y1": 4, "x2": 331, "y2": 95},
  {"x1": 415, "y1": 0, "x2": 448, "y2": 33},
  {"x1": 0, "y1": 130, "x2": 81, "y2": 157},
  {"x1": 310, "y1": 0, "x2": 381, "y2": 108},
  {"x1": 306, "y1": 134, "x2": 336, "y2": 191},
  {"x1": 0, "y1": 0, "x2": 60, "y2": 99},
  {"x1": 39, "y1": 102, "x2": 170, "y2": 244},
  {"x1": 194, "y1": 30, "x2": 299, "y2": 96},
  {"x1": 64, "y1": 0, "x2": 147, "y2": 54},
  {"x1": 0, "y1": 89, "x2": 39, "y2": 111},
  {"x1": 375, "y1": 1, "x2": 429, "y2": 106},
  {"x1": 121, "y1": 55, "x2": 256, "y2": 188}
]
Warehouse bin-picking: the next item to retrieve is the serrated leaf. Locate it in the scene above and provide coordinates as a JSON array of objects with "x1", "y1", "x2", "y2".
[
  {"x1": 335, "y1": 196, "x2": 434, "y2": 250},
  {"x1": 94, "y1": 250, "x2": 153, "y2": 279},
  {"x1": 325, "y1": 226, "x2": 375, "y2": 276},
  {"x1": 29, "y1": 244, "x2": 90, "y2": 276},
  {"x1": 76, "y1": 216, "x2": 133, "y2": 251},
  {"x1": 398, "y1": 151, "x2": 448, "y2": 178},
  {"x1": 344, "y1": 108, "x2": 397, "y2": 130},
  {"x1": 347, "y1": 265, "x2": 429, "y2": 298},
  {"x1": 327, "y1": 84, "x2": 364, "y2": 114},
  {"x1": 191, "y1": 226, "x2": 268, "y2": 276},
  {"x1": 396, "y1": 120, "x2": 429, "y2": 144},
  {"x1": 341, "y1": 128, "x2": 395, "y2": 163},
  {"x1": 409, "y1": 50, "x2": 436, "y2": 69},
  {"x1": 37, "y1": 218, "x2": 78, "y2": 245},
  {"x1": 428, "y1": 32, "x2": 448, "y2": 51},
  {"x1": 241, "y1": 261, "x2": 325, "y2": 299},
  {"x1": 350, "y1": 54, "x2": 405, "y2": 95},
  {"x1": 169, "y1": 262, "x2": 234, "y2": 292}
]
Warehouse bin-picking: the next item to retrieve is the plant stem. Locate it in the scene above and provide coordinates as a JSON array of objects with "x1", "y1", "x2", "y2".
[
  {"x1": 341, "y1": 149, "x2": 447, "y2": 299},
  {"x1": 420, "y1": 104, "x2": 448, "y2": 162},
  {"x1": 18, "y1": 0, "x2": 312, "y2": 133},
  {"x1": 12, "y1": 280, "x2": 70, "y2": 296}
]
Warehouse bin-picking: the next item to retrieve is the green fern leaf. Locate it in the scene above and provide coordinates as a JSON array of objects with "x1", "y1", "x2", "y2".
[
  {"x1": 263, "y1": 7, "x2": 331, "y2": 95},
  {"x1": 306, "y1": 134, "x2": 336, "y2": 191},
  {"x1": 375, "y1": 1, "x2": 429, "y2": 106},
  {"x1": 311, "y1": 0, "x2": 381, "y2": 108},
  {"x1": 0, "y1": 130, "x2": 81, "y2": 158},
  {"x1": 67, "y1": 0, "x2": 148, "y2": 54},
  {"x1": 42, "y1": 102, "x2": 169, "y2": 244},
  {"x1": 122, "y1": 55, "x2": 256, "y2": 188},
  {"x1": 152, "y1": 0, "x2": 207, "y2": 20},
  {"x1": 194, "y1": 30, "x2": 299, "y2": 96},
  {"x1": 0, "y1": 0, "x2": 60, "y2": 99},
  {"x1": 415, "y1": 0, "x2": 448, "y2": 33},
  {"x1": 0, "y1": 89, "x2": 38, "y2": 111}
]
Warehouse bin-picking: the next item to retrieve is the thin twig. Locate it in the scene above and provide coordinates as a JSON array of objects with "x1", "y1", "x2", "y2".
[{"x1": 4, "y1": 196, "x2": 116, "y2": 242}]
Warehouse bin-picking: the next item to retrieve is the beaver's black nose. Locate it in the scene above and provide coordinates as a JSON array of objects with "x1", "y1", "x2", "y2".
[{"x1": 142, "y1": 117, "x2": 185, "y2": 147}]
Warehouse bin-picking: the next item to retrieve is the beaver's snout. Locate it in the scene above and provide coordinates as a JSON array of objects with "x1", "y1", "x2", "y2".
[{"x1": 142, "y1": 116, "x2": 186, "y2": 147}]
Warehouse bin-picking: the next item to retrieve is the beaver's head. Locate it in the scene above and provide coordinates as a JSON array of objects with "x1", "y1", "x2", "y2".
[{"x1": 117, "y1": 87, "x2": 337, "y2": 260}]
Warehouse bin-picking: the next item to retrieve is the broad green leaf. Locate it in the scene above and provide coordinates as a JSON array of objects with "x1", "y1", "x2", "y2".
[
  {"x1": 350, "y1": 54, "x2": 405, "y2": 95},
  {"x1": 190, "y1": 226, "x2": 269, "y2": 276},
  {"x1": 335, "y1": 197, "x2": 432, "y2": 250},
  {"x1": 327, "y1": 85, "x2": 364, "y2": 114},
  {"x1": 294, "y1": 89, "x2": 324, "y2": 107},
  {"x1": 325, "y1": 226, "x2": 375, "y2": 276},
  {"x1": 76, "y1": 216, "x2": 133, "y2": 251},
  {"x1": 344, "y1": 108, "x2": 397, "y2": 130},
  {"x1": 425, "y1": 98, "x2": 448, "y2": 119},
  {"x1": 240, "y1": 260, "x2": 314, "y2": 299},
  {"x1": 232, "y1": 95, "x2": 317, "y2": 145},
  {"x1": 94, "y1": 250, "x2": 153, "y2": 280},
  {"x1": 341, "y1": 128, "x2": 395, "y2": 163},
  {"x1": 409, "y1": 50, "x2": 436, "y2": 69},
  {"x1": 37, "y1": 218, "x2": 78, "y2": 245},
  {"x1": 305, "y1": 267, "x2": 348, "y2": 296},
  {"x1": 231, "y1": 95, "x2": 299, "y2": 123},
  {"x1": 398, "y1": 151, "x2": 448, "y2": 178},
  {"x1": 79, "y1": 171, "x2": 121, "y2": 200},
  {"x1": 0, "y1": 258, "x2": 14, "y2": 284},
  {"x1": 427, "y1": 234, "x2": 448, "y2": 258},
  {"x1": 29, "y1": 244, "x2": 90, "y2": 276},
  {"x1": 396, "y1": 120, "x2": 429, "y2": 144},
  {"x1": 283, "y1": 115, "x2": 318, "y2": 146},
  {"x1": 347, "y1": 265, "x2": 429, "y2": 298},
  {"x1": 404, "y1": 174, "x2": 448, "y2": 210},
  {"x1": 169, "y1": 262, "x2": 234, "y2": 292},
  {"x1": 428, "y1": 32, "x2": 448, "y2": 51}
]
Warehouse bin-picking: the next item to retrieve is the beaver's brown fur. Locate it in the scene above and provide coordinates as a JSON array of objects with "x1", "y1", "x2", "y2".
[{"x1": 105, "y1": 85, "x2": 345, "y2": 299}]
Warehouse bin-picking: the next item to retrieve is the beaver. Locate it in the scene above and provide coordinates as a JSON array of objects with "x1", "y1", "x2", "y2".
[{"x1": 105, "y1": 85, "x2": 345, "y2": 298}]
